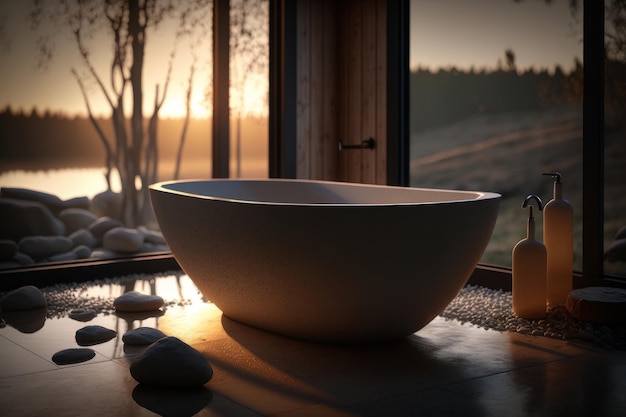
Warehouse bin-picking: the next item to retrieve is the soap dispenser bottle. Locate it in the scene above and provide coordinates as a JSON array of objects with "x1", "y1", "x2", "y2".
[
  {"x1": 542, "y1": 172, "x2": 574, "y2": 307},
  {"x1": 512, "y1": 195, "x2": 547, "y2": 320}
]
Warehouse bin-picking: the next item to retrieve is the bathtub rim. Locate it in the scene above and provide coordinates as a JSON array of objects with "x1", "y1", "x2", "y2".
[{"x1": 149, "y1": 178, "x2": 501, "y2": 207}]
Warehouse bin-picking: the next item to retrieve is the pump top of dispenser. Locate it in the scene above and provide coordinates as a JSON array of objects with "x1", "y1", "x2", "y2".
[
  {"x1": 522, "y1": 194, "x2": 543, "y2": 218},
  {"x1": 542, "y1": 171, "x2": 561, "y2": 184},
  {"x1": 543, "y1": 172, "x2": 564, "y2": 199},
  {"x1": 522, "y1": 194, "x2": 543, "y2": 240}
]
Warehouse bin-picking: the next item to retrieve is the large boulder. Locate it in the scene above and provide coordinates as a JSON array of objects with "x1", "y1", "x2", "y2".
[
  {"x1": 1, "y1": 187, "x2": 89, "y2": 214},
  {"x1": 0, "y1": 285, "x2": 47, "y2": 310},
  {"x1": 0, "y1": 198, "x2": 66, "y2": 240}
]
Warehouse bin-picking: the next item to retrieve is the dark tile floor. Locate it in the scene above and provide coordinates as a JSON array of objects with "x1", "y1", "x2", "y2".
[{"x1": 1, "y1": 274, "x2": 625, "y2": 416}]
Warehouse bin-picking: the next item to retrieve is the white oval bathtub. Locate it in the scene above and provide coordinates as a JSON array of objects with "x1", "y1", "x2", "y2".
[{"x1": 150, "y1": 179, "x2": 501, "y2": 343}]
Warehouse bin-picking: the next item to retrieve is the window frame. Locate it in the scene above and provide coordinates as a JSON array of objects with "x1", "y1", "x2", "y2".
[{"x1": 3, "y1": 0, "x2": 624, "y2": 292}]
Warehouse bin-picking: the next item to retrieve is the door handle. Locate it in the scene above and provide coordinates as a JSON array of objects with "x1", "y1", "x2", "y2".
[{"x1": 338, "y1": 137, "x2": 376, "y2": 151}]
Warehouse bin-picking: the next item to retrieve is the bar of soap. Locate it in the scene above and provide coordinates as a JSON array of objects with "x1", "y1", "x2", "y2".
[{"x1": 566, "y1": 287, "x2": 626, "y2": 324}]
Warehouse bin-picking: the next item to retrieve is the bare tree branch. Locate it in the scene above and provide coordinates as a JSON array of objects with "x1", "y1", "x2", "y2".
[{"x1": 71, "y1": 67, "x2": 115, "y2": 190}]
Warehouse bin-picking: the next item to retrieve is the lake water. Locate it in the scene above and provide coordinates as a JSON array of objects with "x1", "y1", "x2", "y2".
[{"x1": 0, "y1": 168, "x2": 121, "y2": 200}]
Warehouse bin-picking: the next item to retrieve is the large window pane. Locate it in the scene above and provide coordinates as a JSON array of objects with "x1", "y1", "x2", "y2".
[
  {"x1": 229, "y1": 0, "x2": 269, "y2": 178},
  {"x1": 0, "y1": 0, "x2": 268, "y2": 270},
  {"x1": 604, "y1": 0, "x2": 626, "y2": 278},
  {"x1": 409, "y1": 0, "x2": 583, "y2": 270}
]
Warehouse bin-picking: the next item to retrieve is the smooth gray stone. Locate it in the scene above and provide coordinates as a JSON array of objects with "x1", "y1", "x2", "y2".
[
  {"x1": 91, "y1": 190, "x2": 123, "y2": 219},
  {"x1": 0, "y1": 239, "x2": 18, "y2": 261},
  {"x1": 45, "y1": 245, "x2": 92, "y2": 262},
  {"x1": 88, "y1": 216, "x2": 123, "y2": 238},
  {"x1": 114, "y1": 291, "x2": 164, "y2": 312},
  {"x1": 0, "y1": 261, "x2": 21, "y2": 269},
  {"x1": 18, "y1": 235, "x2": 73, "y2": 258},
  {"x1": 68, "y1": 229, "x2": 97, "y2": 248},
  {"x1": 69, "y1": 308, "x2": 97, "y2": 322},
  {"x1": 130, "y1": 337, "x2": 213, "y2": 387},
  {"x1": 123, "y1": 327, "x2": 167, "y2": 345},
  {"x1": 0, "y1": 197, "x2": 66, "y2": 240},
  {"x1": 72, "y1": 244, "x2": 92, "y2": 259},
  {"x1": 0, "y1": 285, "x2": 47, "y2": 310},
  {"x1": 52, "y1": 348, "x2": 96, "y2": 365},
  {"x1": 63, "y1": 196, "x2": 91, "y2": 211},
  {"x1": 103, "y1": 227, "x2": 144, "y2": 253},
  {"x1": 12, "y1": 252, "x2": 35, "y2": 266},
  {"x1": 138, "y1": 226, "x2": 167, "y2": 245},
  {"x1": 1, "y1": 187, "x2": 64, "y2": 211},
  {"x1": 48, "y1": 250, "x2": 78, "y2": 262},
  {"x1": 75, "y1": 325, "x2": 117, "y2": 346},
  {"x1": 89, "y1": 248, "x2": 117, "y2": 259},
  {"x1": 136, "y1": 242, "x2": 170, "y2": 253},
  {"x1": 59, "y1": 208, "x2": 98, "y2": 234},
  {"x1": 0, "y1": 188, "x2": 89, "y2": 214}
]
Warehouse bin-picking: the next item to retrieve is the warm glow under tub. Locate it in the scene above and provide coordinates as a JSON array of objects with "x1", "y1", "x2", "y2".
[{"x1": 149, "y1": 179, "x2": 501, "y2": 343}]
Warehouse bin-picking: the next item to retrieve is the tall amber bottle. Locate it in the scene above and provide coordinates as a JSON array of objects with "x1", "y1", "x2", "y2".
[
  {"x1": 542, "y1": 172, "x2": 573, "y2": 307},
  {"x1": 512, "y1": 195, "x2": 547, "y2": 320}
]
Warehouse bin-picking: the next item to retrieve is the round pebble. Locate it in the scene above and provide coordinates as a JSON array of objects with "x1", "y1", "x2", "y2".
[
  {"x1": 88, "y1": 216, "x2": 124, "y2": 238},
  {"x1": 0, "y1": 285, "x2": 47, "y2": 310},
  {"x1": 68, "y1": 229, "x2": 97, "y2": 248},
  {"x1": 130, "y1": 337, "x2": 213, "y2": 387},
  {"x1": 69, "y1": 308, "x2": 97, "y2": 322},
  {"x1": 58, "y1": 208, "x2": 99, "y2": 234},
  {"x1": 52, "y1": 348, "x2": 96, "y2": 365},
  {"x1": 75, "y1": 325, "x2": 117, "y2": 346},
  {"x1": 0, "y1": 239, "x2": 18, "y2": 261},
  {"x1": 114, "y1": 291, "x2": 164, "y2": 312},
  {"x1": 123, "y1": 327, "x2": 167, "y2": 345},
  {"x1": 18, "y1": 236, "x2": 73, "y2": 259},
  {"x1": 103, "y1": 227, "x2": 144, "y2": 253}
]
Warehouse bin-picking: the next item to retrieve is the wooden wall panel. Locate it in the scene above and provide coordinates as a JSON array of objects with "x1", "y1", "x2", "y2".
[
  {"x1": 320, "y1": 1, "x2": 338, "y2": 180},
  {"x1": 361, "y1": 0, "x2": 377, "y2": 184},
  {"x1": 345, "y1": 0, "x2": 363, "y2": 183},
  {"x1": 296, "y1": 0, "x2": 311, "y2": 179},
  {"x1": 375, "y1": 0, "x2": 387, "y2": 184}
]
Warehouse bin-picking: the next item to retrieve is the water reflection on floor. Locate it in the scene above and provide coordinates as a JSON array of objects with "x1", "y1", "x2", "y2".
[{"x1": 1, "y1": 273, "x2": 626, "y2": 416}]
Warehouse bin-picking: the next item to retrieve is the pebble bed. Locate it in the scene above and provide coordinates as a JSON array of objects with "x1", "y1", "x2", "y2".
[
  {"x1": 441, "y1": 285, "x2": 626, "y2": 350},
  {"x1": 2, "y1": 277, "x2": 625, "y2": 350},
  {"x1": 35, "y1": 271, "x2": 195, "y2": 320}
]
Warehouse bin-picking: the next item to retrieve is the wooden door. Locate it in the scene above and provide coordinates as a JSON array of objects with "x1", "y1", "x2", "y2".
[{"x1": 295, "y1": 0, "x2": 387, "y2": 184}]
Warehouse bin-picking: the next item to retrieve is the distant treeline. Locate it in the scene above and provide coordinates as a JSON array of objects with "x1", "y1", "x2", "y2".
[
  {"x1": 0, "y1": 111, "x2": 266, "y2": 173},
  {"x1": 3, "y1": 63, "x2": 624, "y2": 171},
  {"x1": 409, "y1": 65, "x2": 583, "y2": 131}
]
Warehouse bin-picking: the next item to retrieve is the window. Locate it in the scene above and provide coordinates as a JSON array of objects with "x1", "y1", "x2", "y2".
[
  {"x1": 0, "y1": 0, "x2": 268, "y2": 275},
  {"x1": 604, "y1": 0, "x2": 626, "y2": 279},
  {"x1": 409, "y1": 0, "x2": 584, "y2": 272}
]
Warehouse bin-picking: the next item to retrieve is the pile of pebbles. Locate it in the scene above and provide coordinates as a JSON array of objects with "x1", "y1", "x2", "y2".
[
  {"x1": 0, "y1": 275, "x2": 213, "y2": 389},
  {"x1": 3, "y1": 275, "x2": 625, "y2": 351},
  {"x1": 0, "y1": 187, "x2": 169, "y2": 269},
  {"x1": 441, "y1": 285, "x2": 626, "y2": 350},
  {"x1": 39, "y1": 271, "x2": 194, "y2": 319}
]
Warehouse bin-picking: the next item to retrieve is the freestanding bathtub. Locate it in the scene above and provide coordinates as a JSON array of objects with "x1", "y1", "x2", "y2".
[{"x1": 150, "y1": 179, "x2": 500, "y2": 343}]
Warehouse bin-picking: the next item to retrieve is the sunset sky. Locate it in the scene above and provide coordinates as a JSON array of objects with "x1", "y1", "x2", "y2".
[{"x1": 0, "y1": 0, "x2": 582, "y2": 119}]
